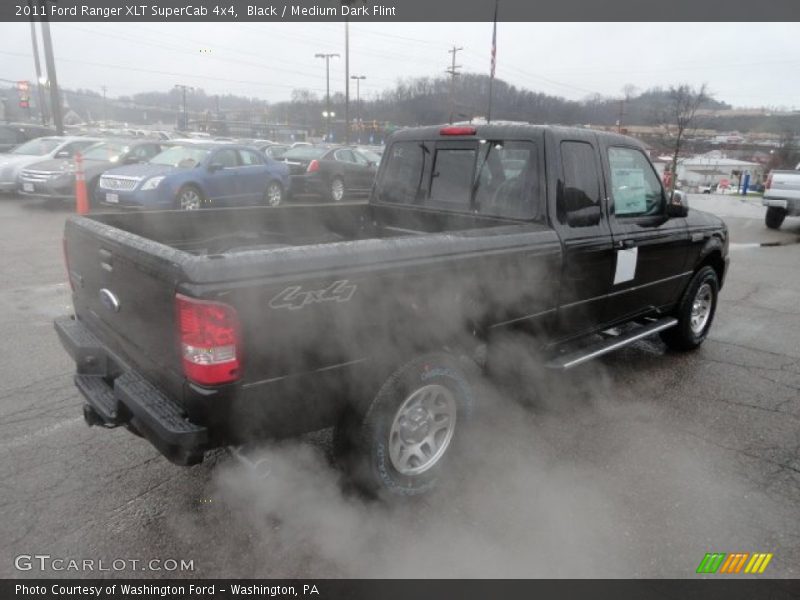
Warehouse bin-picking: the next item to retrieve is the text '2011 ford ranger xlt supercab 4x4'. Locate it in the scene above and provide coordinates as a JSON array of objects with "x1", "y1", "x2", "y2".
[{"x1": 56, "y1": 124, "x2": 729, "y2": 496}]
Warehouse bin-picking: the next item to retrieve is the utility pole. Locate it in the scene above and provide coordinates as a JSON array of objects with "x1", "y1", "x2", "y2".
[
  {"x1": 101, "y1": 85, "x2": 107, "y2": 124},
  {"x1": 446, "y1": 46, "x2": 463, "y2": 124},
  {"x1": 345, "y1": 20, "x2": 350, "y2": 145},
  {"x1": 174, "y1": 84, "x2": 192, "y2": 131},
  {"x1": 350, "y1": 75, "x2": 365, "y2": 142},
  {"x1": 27, "y1": 1, "x2": 48, "y2": 125},
  {"x1": 39, "y1": 2, "x2": 63, "y2": 134},
  {"x1": 315, "y1": 52, "x2": 339, "y2": 141}
]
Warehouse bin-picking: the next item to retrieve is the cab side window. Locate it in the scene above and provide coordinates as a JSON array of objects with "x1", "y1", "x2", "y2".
[
  {"x1": 608, "y1": 147, "x2": 664, "y2": 218},
  {"x1": 558, "y1": 141, "x2": 602, "y2": 228}
]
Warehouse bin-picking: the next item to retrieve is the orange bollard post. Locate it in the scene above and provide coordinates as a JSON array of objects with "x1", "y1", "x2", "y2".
[{"x1": 74, "y1": 151, "x2": 89, "y2": 215}]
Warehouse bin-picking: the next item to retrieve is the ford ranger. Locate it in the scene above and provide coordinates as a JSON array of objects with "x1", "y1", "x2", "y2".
[{"x1": 55, "y1": 124, "x2": 729, "y2": 496}]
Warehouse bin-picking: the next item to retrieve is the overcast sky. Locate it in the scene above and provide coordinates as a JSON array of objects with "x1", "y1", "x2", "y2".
[{"x1": 1, "y1": 22, "x2": 798, "y2": 108}]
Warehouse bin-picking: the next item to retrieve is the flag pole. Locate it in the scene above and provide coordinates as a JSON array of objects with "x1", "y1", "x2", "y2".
[{"x1": 487, "y1": 0, "x2": 498, "y2": 123}]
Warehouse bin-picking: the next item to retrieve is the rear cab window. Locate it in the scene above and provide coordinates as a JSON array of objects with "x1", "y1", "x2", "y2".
[{"x1": 376, "y1": 136, "x2": 542, "y2": 221}]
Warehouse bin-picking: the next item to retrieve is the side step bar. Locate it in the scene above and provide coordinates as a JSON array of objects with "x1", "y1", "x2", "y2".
[{"x1": 547, "y1": 317, "x2": 678, "y2": 370}]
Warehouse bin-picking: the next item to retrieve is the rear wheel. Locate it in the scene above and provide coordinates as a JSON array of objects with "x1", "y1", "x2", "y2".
[
  {"x1": 175, "y1": 185, "x2": 203, "y2": 211},
  {"x1": 334, "y1": 353, "x2": 474, "y2": 498},
  {"x1": 264, "y1": 181, "x2": 284, "y2": 207},
  {"x1": 765, "y1": 206, "x2": 786, "y2": 229},
  {"x1": 660, "y1": 266, "x2": 719, "y2": 351},
  {"x1": 329, "y1": 177, "x2": 345, "y2": 202}
]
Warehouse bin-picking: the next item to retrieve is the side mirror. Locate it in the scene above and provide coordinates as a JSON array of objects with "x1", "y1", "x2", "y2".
[
  {"x1": 123, "y1": 155, "x2": 140, "y2": 164},
  {"x1": 54, "y1": 150, "x2": 71, "y2": 159},
  {"x1": 208, "y1": 163, "x2": 224, "y2": 172},
  {"x1": 666, "y1": 190, "x2": 689, "y2": 218}
]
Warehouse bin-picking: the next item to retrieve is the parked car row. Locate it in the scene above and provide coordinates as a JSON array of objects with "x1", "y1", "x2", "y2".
[
  {"x1": 95, "y1": 142, "x2": 291, "y2": 210},
  {"x1": 1, "y1": 132, "x2": 384, "y2": 209}
]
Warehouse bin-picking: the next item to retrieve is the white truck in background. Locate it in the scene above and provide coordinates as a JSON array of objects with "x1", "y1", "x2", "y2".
[{"x1": 763, "y1": 165, "x2": 800, "y2": 229}]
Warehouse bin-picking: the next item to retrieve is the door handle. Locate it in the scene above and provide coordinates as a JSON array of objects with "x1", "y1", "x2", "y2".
[{"x1": 615, "y1": 239, "x2": 636, "y2": 249}]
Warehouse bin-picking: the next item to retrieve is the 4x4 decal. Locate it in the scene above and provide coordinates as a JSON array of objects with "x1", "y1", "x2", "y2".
[{"x1": 269, "y1": 280, "x2": 357, "y2": 310}]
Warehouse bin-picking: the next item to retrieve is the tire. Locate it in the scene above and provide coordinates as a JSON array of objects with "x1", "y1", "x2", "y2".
[
  {"x1": 660, "y1": 265, "x2": 719, "y2": 352},
  {"x1": 329, "y1": 177, "x2": 345, "y2": 202},
  {"x1": 334, "y1": 353, "x2": 475, "y2": 498},
  {"x1": 174, "y1": 185, "x2": 204, "y2": 211},
  {"x1": 264, "y1": 181, "x2": 284, "y2": 207},
  {"x1": 765, "y1": 206, "x2": 786, "y2": 230}
]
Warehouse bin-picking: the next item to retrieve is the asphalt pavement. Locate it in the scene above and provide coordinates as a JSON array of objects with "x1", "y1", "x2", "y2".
[{"x1": 0, "y1": 193, "x2": 798, "y2": 578}]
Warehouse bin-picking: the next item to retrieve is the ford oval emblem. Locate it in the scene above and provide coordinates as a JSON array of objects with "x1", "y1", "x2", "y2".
[{"x1": 99, "y1": 288, "x2": 121, "y2": 313}]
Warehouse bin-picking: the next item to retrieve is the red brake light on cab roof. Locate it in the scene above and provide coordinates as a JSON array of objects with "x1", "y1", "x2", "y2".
[
  {"x1": 439, "y1": 126, "x2": 477, "y2": 136},
  {"x1": 176, "y1": 294, "x2": 241, "y2": 386},
  {"x1": 307, "y1": 159, "x2": 320, "y2": 173}
]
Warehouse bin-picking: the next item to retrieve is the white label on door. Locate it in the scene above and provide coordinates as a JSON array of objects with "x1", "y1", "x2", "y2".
[{"x1": 613, "y1": 247, "x2": 638, "y2": 285}]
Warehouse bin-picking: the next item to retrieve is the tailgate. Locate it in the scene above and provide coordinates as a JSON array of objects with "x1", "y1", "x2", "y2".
[
  {"x1": 64, "y1": 218, "x2": 186, "y2": 401},
  {"x1": 766, "y1": 172, "x2": 800, "y2": 200}
]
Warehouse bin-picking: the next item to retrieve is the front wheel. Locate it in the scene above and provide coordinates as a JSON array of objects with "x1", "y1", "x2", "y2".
[
  {"x1": 660, "y1": 266, "x2": 719, "y2": 351},
  {"x1": 175, "y1": 185, "x2": 203, "y2": 211},
  {"x1": 765, "y1": 206, "x2": 786, "y2": 229},
  {"x1": 264, "y1": 181, "x2": 284, "y2": 207},
  {"x1": 329, "y1": 177, "x2": 345, "y2": 202},
  {"x1": 334, "y1": 353, "x2": 475, "y2": 498}
]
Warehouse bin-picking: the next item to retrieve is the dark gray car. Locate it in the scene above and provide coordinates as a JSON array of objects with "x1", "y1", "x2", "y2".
[{"x1": 18, "y1": 138, "x2": 167, "y2": 203}]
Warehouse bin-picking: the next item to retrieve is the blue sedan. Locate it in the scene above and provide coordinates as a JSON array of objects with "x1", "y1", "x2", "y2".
[{"x1": 95, "y1": 143, "x2": 291, "y2": 210}]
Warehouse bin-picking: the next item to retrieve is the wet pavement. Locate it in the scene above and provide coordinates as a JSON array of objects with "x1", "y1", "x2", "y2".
[{"x1": 0, "y1": 194, "x2": 798, "y2": 578}]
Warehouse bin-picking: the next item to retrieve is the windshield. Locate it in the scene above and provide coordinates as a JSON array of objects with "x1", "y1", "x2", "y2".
[
  {"x1": 150, "y1": 145, "x2": 209, "y2": 168},
  {"x1": 82, "y1": 143, "x2": 129, "y2": 162},
  {"x1": 11, "y1": 138, "x2": 62, "y2": 156},
  {"x1": 283, "y1": 147, "x2": 327, "y2": 160}
]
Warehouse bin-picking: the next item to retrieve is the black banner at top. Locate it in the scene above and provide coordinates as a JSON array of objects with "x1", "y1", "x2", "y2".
[{"x1": 1, "y1": 0, "x2": 799, "y2": 22}]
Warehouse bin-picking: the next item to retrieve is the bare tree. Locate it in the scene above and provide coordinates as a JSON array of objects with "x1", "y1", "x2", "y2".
[{"x1": 661, "y1": 83, "x2": 709, "y2": 194}]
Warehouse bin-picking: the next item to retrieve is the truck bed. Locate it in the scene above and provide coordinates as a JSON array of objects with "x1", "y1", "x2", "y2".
[{"x1": 90, "y1": 204, "x2": 516, "y2": 256}]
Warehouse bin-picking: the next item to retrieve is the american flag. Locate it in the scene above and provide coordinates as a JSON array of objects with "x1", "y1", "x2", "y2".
[{"x1": 490, "y1": 0, "x2": 498, "y2": 78}]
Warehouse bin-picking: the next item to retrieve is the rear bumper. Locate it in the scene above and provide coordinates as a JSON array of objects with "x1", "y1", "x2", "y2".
[
  {"x1": 55, "y1": 316, "x2": 208, "y2": 465},
  {"x1": 763, "y1": 197, "x2": 800, "y2": 215},
  {"x1": 289, "y1": 173, "x2": 326, "y2": 197}
]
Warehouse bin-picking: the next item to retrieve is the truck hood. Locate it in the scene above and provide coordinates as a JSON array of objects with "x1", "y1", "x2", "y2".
[{"x1": 686, "y1": 207, "x2": 725, "y2": 230}]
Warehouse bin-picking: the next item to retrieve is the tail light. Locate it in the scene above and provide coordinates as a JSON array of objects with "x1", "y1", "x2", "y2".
[
  {"x1": 765, "y1": 173, "x2": 772, "y2": 190},
  {"x1": 176, "y1": 294, "x2": 241, "y2": 386},
  {"x1": 307, "y1": 160, "x2": 320, "y2": 173}
]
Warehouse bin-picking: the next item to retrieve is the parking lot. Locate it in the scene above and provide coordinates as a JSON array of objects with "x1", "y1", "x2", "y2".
[{"x1": 0, "y1": 193, "x2": 798, "y2": 578}]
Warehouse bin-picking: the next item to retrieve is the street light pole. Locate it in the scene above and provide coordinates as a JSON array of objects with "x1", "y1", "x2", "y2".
[
  {"x1": 350, "y1": 75, "x2": 365, "y2": 142},
  {"x1": 315, "y1": 53, "x2": 339, "y2": 141},
  {"x1": 174, "y1": 84, "x2": 192, "y2": 131}
]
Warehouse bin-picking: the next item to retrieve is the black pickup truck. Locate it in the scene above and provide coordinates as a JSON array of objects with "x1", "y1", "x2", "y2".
[{"x1": 56, "y1": 124, "x2": 729, "y2": 496}]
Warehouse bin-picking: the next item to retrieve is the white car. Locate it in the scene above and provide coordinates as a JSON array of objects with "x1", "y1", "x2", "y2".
[{"x1": 0, "y1": 136, "x2": 100, "y2": 193}]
